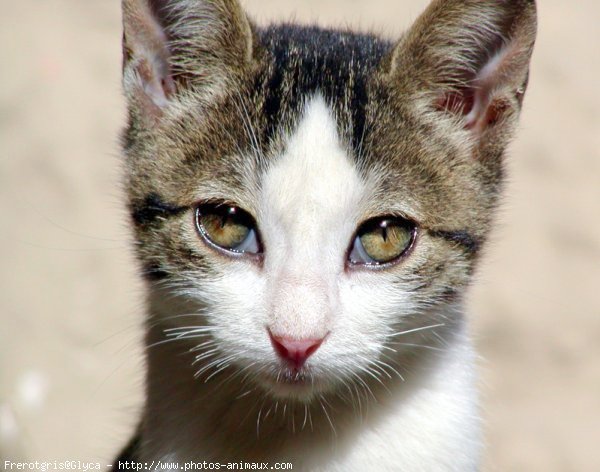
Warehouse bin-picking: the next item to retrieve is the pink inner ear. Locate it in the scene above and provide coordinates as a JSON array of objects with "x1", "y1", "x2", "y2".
[
  {"x1": 131, "y1": 56, "x2": 174, "y2": 120},
  {"x1": 435, "y1": 89, "x2": 475, "y2": 119},
  {"x1": 123, "y1": 0, "x2": 176, "y2": 114},
  {"x1": 437, "y1": 87, "x2": 510, "y2": 134},
  {"x1": 434, "y1": 42, "x2": 522, "y2": 134}
]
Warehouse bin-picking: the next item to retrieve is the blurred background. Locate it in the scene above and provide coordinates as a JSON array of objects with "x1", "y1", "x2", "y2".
[{"x1": 1, "y1": 0, "x2": 598, "y2": 470}]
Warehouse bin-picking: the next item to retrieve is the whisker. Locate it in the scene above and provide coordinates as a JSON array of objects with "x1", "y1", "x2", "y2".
[
  {"x1": 236, "y1": 389, "x2": 254, "y2": 400},
  {"x1": 389, "y1": 342, "x2": 445, "y2": 353},
  {"x1": 302, "y1": 404, "x2": 309, "y2": 431},
  {"x1": 373, "y1": 356, "x2": 405, "y2": 382},
  {"x1": 387, "y1": 323, "x2": 445, "y2": 338},
  {"x1": 319, "y1": 395, "x2": 336, "y2": 436},
  {"x1": 163, "y1": 326, "x2": 214, "y2": 333}
]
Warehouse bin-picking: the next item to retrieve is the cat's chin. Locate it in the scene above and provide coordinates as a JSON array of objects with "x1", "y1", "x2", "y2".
[{"x1": 257, "y1": 369, "x2": 331, "y2": 400}]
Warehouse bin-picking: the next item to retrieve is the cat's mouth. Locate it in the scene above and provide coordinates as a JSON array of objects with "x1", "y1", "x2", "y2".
[
  {"x1": 278, "y1": 369, "x2": 309, "y2": 384},
  {"x1": 259, "y1": 366, "x2": 323, "y2": 399}
]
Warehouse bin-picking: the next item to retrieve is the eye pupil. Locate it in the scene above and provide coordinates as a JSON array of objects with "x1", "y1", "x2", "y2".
[
  {"x1": 195, "y1": 203, "x2": 262, "y2": 256},
  {"x1": 349, "y1": 216, "x2": 415, "y2": 267}
]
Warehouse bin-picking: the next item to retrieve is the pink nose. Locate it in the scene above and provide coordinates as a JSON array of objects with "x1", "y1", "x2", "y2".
[{"x1": 269, "y1": 331, "x2": 324, "y2": 370}]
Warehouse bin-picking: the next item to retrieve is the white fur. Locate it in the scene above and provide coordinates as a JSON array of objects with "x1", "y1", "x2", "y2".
[{"x1": 142, "y1": 96, "x2": 481, "y2": 470}]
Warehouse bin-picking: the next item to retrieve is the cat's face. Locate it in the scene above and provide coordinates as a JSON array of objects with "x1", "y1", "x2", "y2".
[{"x1": 122, "y1": 0, "x2": 536, "y2": 400}]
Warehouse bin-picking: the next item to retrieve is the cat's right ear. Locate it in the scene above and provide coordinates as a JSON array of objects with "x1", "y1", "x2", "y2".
[
  {"x1": 122, "y1": 0, "x2": 254, "y2": 126},
  {"x1": 384, "y1": 0, "x2": 536, "y2": 154}
]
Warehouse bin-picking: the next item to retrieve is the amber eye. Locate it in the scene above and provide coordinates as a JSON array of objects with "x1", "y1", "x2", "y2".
[
  {"x1": 348, "y1": 216, "x2": 416, "y2": 266},
  {"x1": 195, "y1": 203, "x2": 262, "y2": 255}
]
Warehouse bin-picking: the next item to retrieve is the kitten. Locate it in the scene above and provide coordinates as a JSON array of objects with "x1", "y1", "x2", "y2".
[{"x1": 117, "y1": 0, "x2": 536, "y2": 470}]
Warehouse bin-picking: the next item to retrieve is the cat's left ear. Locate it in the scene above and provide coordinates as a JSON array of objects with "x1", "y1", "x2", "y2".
[
  {"x1": 122, "y1": 0, "x2": 255, "y2": 125},
  {"x1": 386, "y1": 0, "x2": 536, "y2": 144}
]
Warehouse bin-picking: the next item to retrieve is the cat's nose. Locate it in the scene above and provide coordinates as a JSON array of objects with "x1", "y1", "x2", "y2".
[{"x1": 268, "y1": 331, "x2": 325, "y2": 370}]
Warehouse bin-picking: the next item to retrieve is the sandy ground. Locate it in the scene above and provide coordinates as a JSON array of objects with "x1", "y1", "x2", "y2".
[{"x1": 0, "y1": 0, "x2": 599, "y2": 470}]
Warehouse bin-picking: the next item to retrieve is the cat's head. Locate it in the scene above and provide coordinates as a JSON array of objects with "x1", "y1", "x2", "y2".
[{"x1": 122, "y1": 0, "x2": 536, "y2": 400}]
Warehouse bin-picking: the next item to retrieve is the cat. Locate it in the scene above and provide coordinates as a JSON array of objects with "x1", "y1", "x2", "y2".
[{"x1": 116, "y1": 0, "x2": 536, "y2": 470}]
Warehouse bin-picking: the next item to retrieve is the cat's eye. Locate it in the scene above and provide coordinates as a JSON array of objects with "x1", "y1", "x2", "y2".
[
  {"x1": 195, "y1": 203, "x2": 262, "y2": 256},
  {"x1": 348, "y1": 216, "x2": 416, "y2": 266}
]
